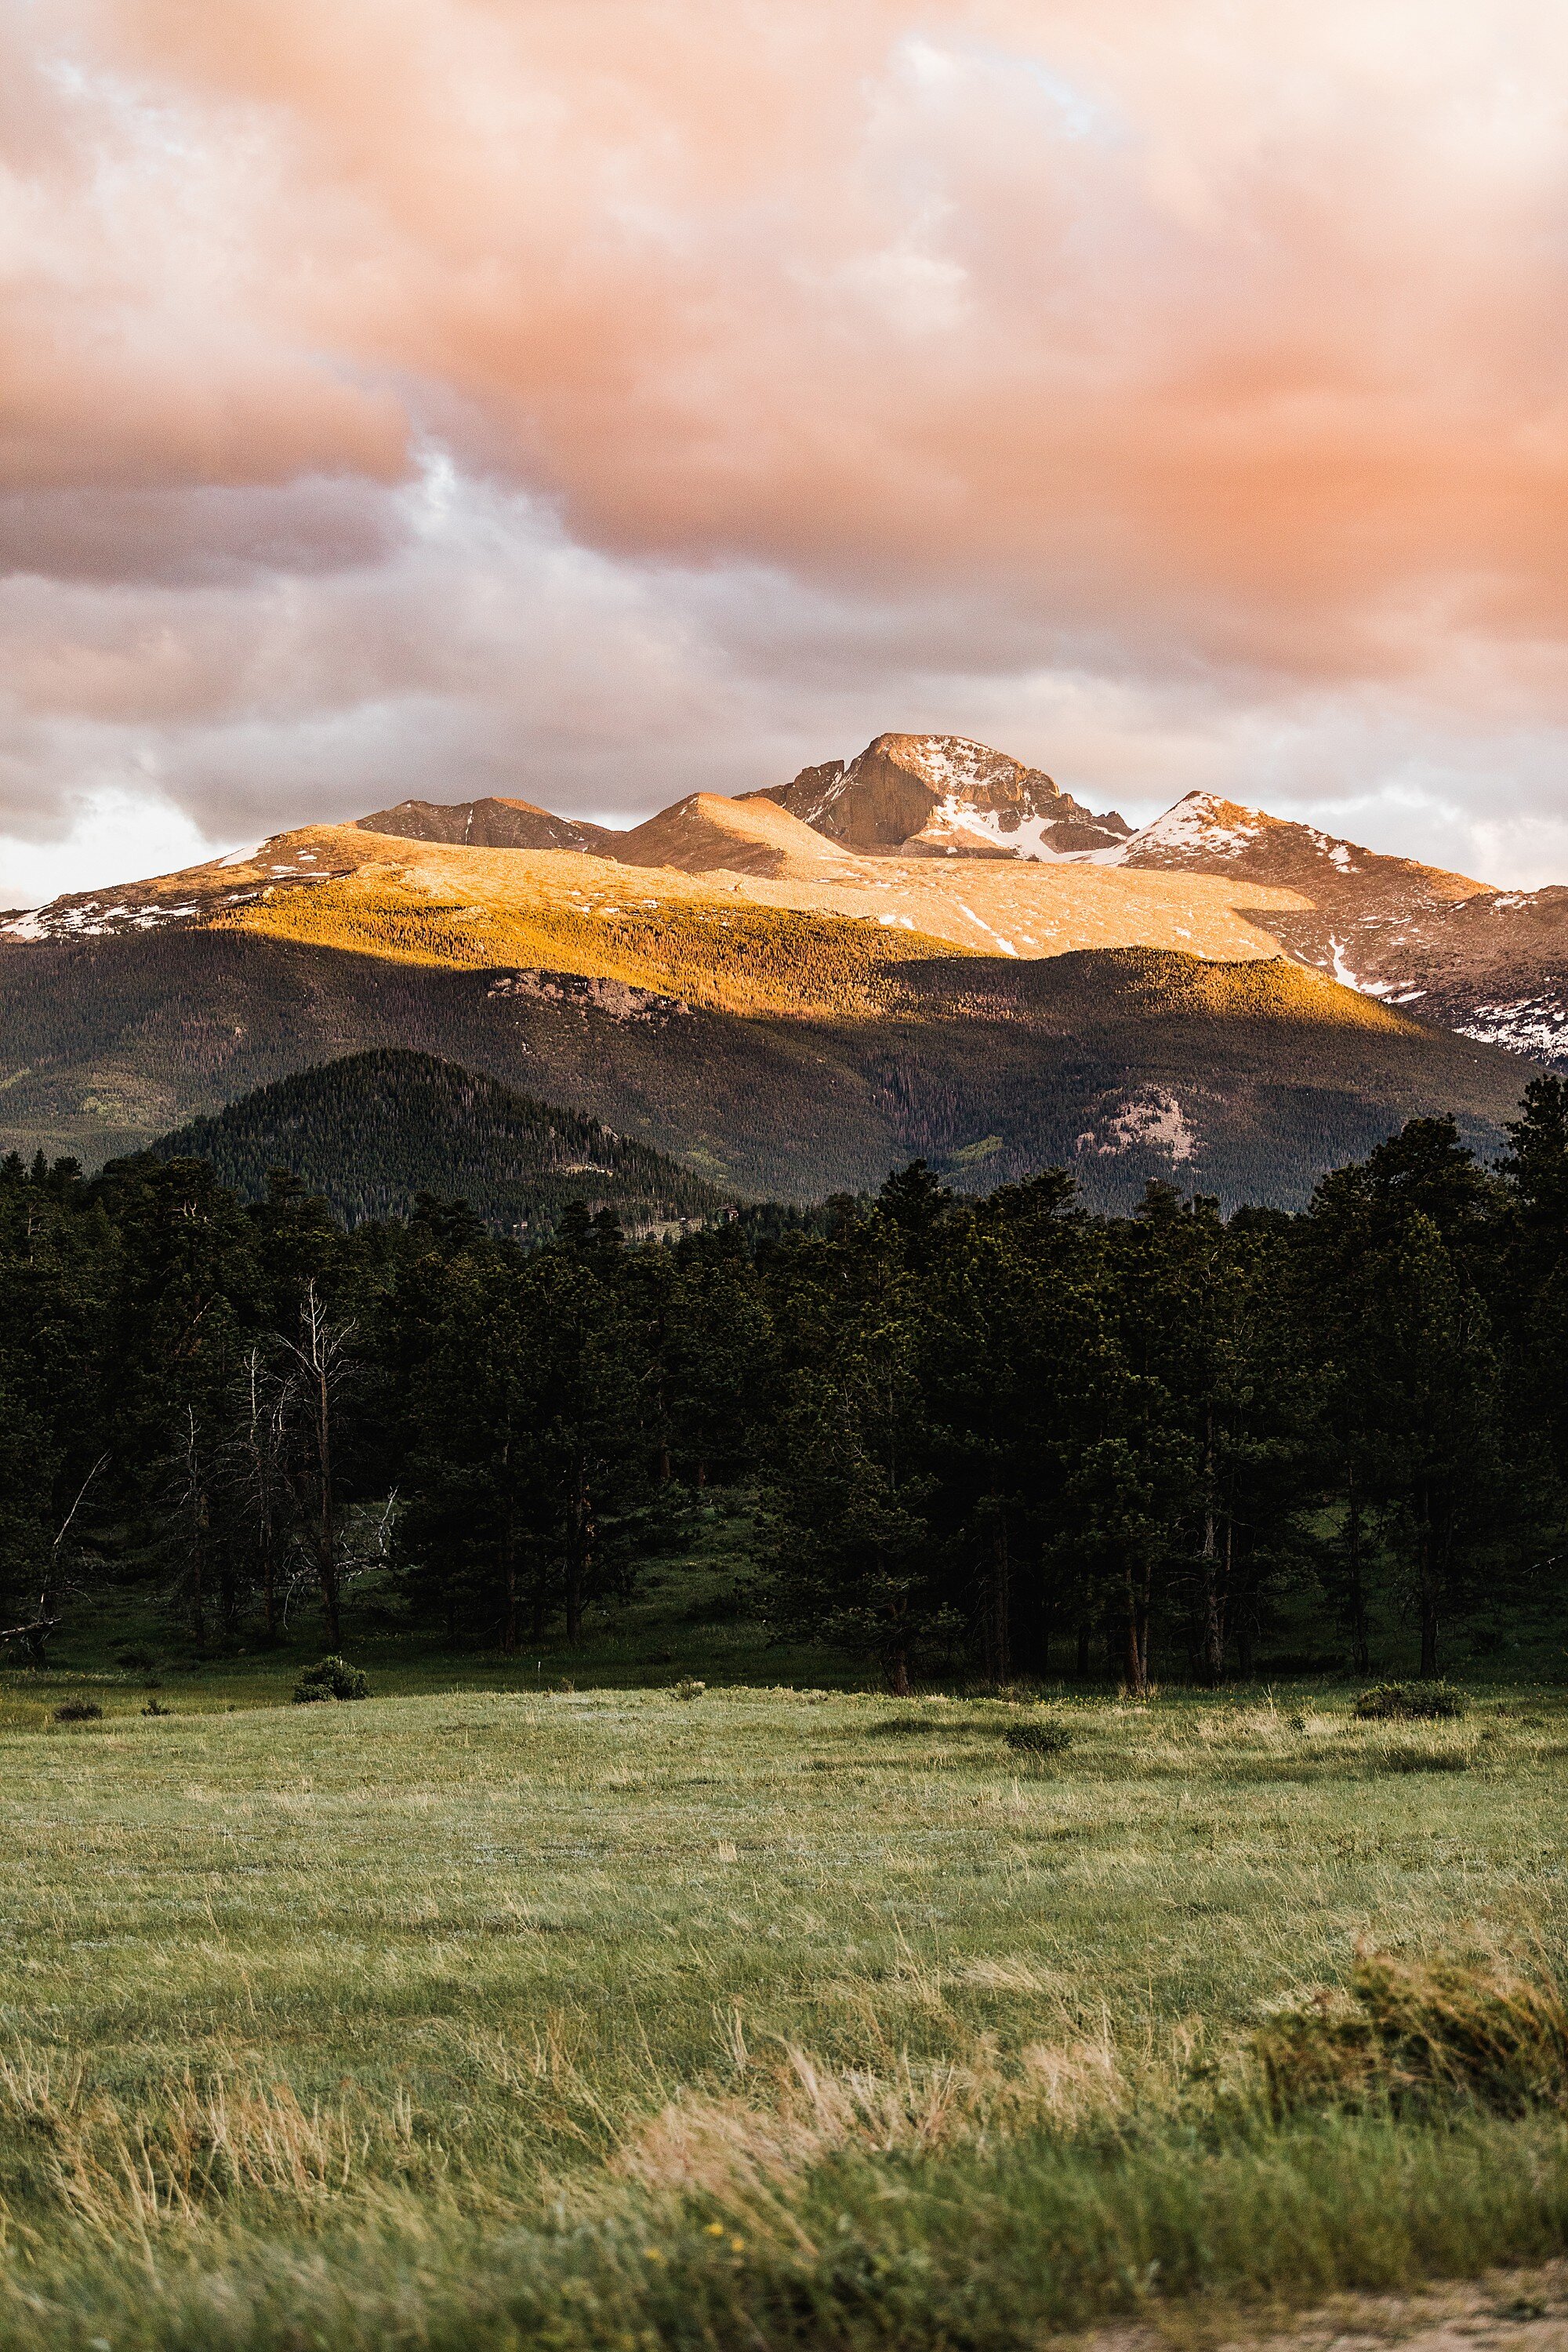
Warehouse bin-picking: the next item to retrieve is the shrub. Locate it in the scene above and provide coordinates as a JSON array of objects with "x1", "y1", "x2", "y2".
[
  {"x1": 1004, "y1": 1719, "x2": 1073, "y2": 1758},
  {"x1": 141, "y1": 1699, "x2": 172, "y2": 1718},
  {"x1": 1354, "y1": 1679, "x2": 1467, "y2": 1721},
  {"x1": 292, "y1": 1655, "x2": 370, "y2": 1704},
  {"x1": 673, "y1": 1679, "x2": 707, "y2": 1700},
  {"x1": 1256, "y1": 1948, "x2": 1568, "y2": 2118},
  {"x1": 52, "y1": 1699, "x2": 102, "y2": 1724}
]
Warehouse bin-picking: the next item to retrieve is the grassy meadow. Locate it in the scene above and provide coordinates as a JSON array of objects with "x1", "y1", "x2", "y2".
[{"x1": 2, "y1": 1580, "x2": 1567, "y2": 2349}]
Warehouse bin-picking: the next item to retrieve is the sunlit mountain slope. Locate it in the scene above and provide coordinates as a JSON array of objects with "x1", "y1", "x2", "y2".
[
  {"x1": 0, "y1": 914, "x2": 1528, "y2": 1208},
  {"x1": 3, "y1": 820, "x2": 1312, "y2": 989},
  {"x1": 1109, "y1": 789, "x2": 1568, "y2": 1072},
  {"x1": 753, "y1": 731, "x2": 1133, "y2": 858}
]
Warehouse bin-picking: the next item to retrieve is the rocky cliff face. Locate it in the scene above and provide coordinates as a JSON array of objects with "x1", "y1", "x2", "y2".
[{"x1": 753, "y1": 733, "x2": 1132, "y2": 858}]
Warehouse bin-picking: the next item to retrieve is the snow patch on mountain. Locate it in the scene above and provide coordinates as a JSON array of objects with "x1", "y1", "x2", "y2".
[
  {"x1": 2, "y1": 897, "x2": 204, "y2": 939},
  {"x1": 924, "y1": 797, "x2": 1118, "y2": 862},
  {"x1": 1454, "y1": 997, "x2": 1568, "y2": 1062},
  {"x1": 1122, "y1": 796, "x2": 1263, "y2": 861}
]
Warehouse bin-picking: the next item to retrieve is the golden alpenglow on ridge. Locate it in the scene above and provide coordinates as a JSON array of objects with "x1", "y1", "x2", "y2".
[{"x1": 0, "y1": 736, "x2": 1539, "y2": 1205}]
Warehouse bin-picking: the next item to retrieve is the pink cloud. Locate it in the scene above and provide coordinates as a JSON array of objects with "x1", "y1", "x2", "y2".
[{"x1": 6, "y1": 1, "x2": 1568, "y2": 895}]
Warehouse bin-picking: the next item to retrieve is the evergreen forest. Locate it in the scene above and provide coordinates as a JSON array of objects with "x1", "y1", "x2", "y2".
[{"x1": 6, "y1": 1080, "x2": 1568, "y2": 1694}]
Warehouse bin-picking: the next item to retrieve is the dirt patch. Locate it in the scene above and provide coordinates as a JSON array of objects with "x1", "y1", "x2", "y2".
[{"x1": 1091, "y1": 2261, "x2": 1568, "y2": 2352}]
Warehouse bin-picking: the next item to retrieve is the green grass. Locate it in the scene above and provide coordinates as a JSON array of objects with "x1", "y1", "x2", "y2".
[
  {"x1": 0, "y1": 1504, "x2": 858, "y2": 1732},
  {"x1": 0, "y1": 1654, "x2": 1566, "y2": 2347}
]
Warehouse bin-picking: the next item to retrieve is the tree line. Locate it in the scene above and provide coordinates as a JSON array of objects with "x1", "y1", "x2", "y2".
[{"x1": 4, "y1": 1083, "x2": 1568, "y2": 1692}]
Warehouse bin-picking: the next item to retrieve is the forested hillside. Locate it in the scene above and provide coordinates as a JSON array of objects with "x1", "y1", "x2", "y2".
[
  {"x1": 0, "y1": 927, "x2": 1528, "y2": 1207},
  {"x1": 153, "y1": 1051, "x2": 731, "y2": 1235},
  {"x1": 4, "y1": 1083, "x2": 1566, "y2": 1686}
]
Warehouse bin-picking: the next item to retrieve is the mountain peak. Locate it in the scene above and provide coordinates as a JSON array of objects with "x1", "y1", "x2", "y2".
[
  {"x1": 1119, "y1": 791, "x2": 1484, "y2": 897},
  {"x1": 615, "y1": 792, "x2": 852, "y2": 878},
  {"x1": 754, "y1": 731, "x2": 1132, "y2": 859},
  {"x1": 355, "y1": 794, "x2": 615, "y2": 856}
]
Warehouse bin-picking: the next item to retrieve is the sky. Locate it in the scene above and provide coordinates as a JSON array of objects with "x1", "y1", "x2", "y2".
[{"x1": 6, "y1": 0, "x2": 1568, "y2": 906}]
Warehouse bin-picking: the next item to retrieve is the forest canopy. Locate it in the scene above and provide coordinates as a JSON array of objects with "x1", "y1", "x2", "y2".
[{"x1": 5, "y1": 1080, "x2": 1568, "y2": 1695}]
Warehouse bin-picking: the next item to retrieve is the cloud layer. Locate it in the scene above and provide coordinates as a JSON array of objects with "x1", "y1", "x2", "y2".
[{"x1": 5, "y1": 0, "x2": 1568, "y2": 900}]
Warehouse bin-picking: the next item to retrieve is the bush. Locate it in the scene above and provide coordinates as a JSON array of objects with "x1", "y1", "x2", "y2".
[
  {"x1": 1004, "y1": 1719, "x2": 1073, "y2": 1758},
  {"x1": 52, "y1": 1699, "x2": 102, "y2": 1724},
  {"x1": 673, "y1": 1679, "x2": 707, "y2": 1700},
  {"x1": 1255, "y1": 1948, "x2": 1568, "y2": 2118},
  {"x1": 141, "y1": 1699, "x2": 172, "y2": 1718},
  {"x1": 1355, "y1": 1680, "x2": 1468, "y2": 1721},
  {"x1": 292, "y1": 1655, "x2": 371, "y2": 1704}
]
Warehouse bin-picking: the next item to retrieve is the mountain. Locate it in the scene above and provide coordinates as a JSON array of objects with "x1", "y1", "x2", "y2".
[
  {"x1": 613, "y1": 792, "x2": 855, "y2": 879},
  {"x1": 151, "y1": 1050, "x2": 729, "y2": 1235},
  {"x1": 0, "y1": 818, "x2": 1306, "y2": 975},
  {"x1": 752, "y1": 732, "x2": 1133, "y2": 858},
  {"x1": 1115, "y1": 791, "x2": 1486, "y2": 967},
  {"x1": 353, "y1": 794, "x2": 617, "y2": 855},
  {"x1": 1109, "y1": 790, "x2": 1568, "y2": 1071},
  {"x1": 0, "y1": 739, "x2": 1546, "y2": 1207},
  {"x1": 0, "y1": 916, "x2": 1527, "y2": 1210}
]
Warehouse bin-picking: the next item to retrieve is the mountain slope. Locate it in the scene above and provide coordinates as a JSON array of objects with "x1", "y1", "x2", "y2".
[
  {"x1": 613, "y1": 792, "x2": 856, "y2": 878},
  {"x1": 1116, "y1": 791, "x2": 1487, "y2": 958},
  {"x1": 1, "y1": 821, "x2": 1308, "y2": 982},
  {"x1": 151, "y1": 1050, "x2": 729, "y2": 1235},
  {"x1": 0, "y1": 739, "x2": 1548, "y2": 1206},
  {"x1": 1109, "y1": 790, "x2": 1568, "y2": 1070},
  {"x1": 753, "y1": 732, "x2": 1132, "y2": 858},
  {"x1": 0, "y1": 917, "x2": 1530, "y2": 1210}
]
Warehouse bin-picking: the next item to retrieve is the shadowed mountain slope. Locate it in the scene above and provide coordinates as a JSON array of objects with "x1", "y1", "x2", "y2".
[
  {"x1": 0, "y1": 920, "x2": 1529, "y2": 1210},
  {"x1": 151, "y1": 1049, "x2": 730, "y2": 1236}
]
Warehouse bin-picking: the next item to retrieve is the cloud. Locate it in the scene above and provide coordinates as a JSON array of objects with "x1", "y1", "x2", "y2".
[{"x1": 5, "y1": 0, "x2": 1568, "y2": 897}]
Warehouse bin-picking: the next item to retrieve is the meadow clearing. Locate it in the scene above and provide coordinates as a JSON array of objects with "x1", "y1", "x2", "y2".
[{"x1": 0, "y1": 1657, "x2": 1566, "y2": 2350}]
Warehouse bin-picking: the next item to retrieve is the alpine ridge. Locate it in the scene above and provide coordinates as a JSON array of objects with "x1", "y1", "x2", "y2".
[
  {"x1": 0, "y1": 729, "x2": 1558, "y2": 1203},
  {"x1": 1110, "y1": 790, "x2": 1568, "y2": 1069},
  {"x1": 354, "y1": 795, "x2": 618, "y2": 855}
]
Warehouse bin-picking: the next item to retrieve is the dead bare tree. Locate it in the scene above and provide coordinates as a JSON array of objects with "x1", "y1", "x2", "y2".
[
  {"x1": 235, "y1": 1345, "x2": 288, "y2": 1639},
  {"x1": 0, "y1": 1453, "x2": 110, "y2": 1666},
  {"x1": 274, "y1": 1282, "x2": 358, "y2": 1646}
]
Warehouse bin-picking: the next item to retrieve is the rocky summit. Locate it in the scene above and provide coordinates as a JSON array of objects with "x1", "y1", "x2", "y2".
[{"x1": 751, "y1": 732, "x2": 1134, "y2": 859}]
